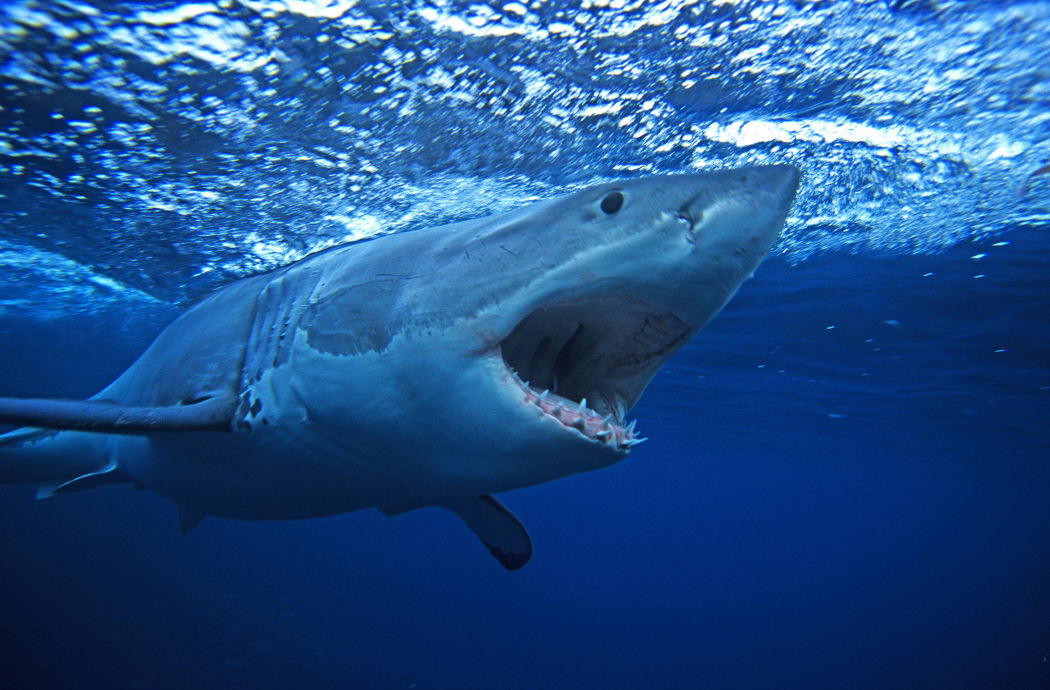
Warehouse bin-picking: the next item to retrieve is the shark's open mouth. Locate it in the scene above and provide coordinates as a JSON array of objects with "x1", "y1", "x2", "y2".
[{"x1": 499, "y1": 293, "x2": 692, "y2": 452}]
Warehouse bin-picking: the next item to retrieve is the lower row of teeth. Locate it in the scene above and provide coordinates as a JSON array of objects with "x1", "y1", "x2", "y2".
[{"x1": 517, "y1": 380, "x2": 647, "y2": 449}]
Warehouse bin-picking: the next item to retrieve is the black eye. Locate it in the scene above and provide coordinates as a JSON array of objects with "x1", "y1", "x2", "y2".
[{"x1": 600, "y1": 191, "x2": 624, "y2": 215}]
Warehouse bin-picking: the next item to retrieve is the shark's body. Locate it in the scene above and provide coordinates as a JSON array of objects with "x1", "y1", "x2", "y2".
[{"x1": 0, "y1": 166, "x2": 800, "y2": 568}]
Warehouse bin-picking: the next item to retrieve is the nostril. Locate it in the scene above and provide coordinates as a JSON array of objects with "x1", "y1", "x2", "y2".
[{"x1": 677, "y1": 210, "x2": 697, "y2": 244}]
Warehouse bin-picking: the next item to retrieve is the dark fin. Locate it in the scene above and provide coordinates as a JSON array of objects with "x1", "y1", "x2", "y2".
[
  {"x1": 35, "y1": 459, "x2": 124, "y2": 499},
  {"x1": 178, "y1": 506, "x2": 205, "y2": 534},
  {"x1": 444, "y1": 495, "x2": 532, "y2": 571},
  {"x1": 0, "y1": 394, "x2": 235, "y2": 435}
]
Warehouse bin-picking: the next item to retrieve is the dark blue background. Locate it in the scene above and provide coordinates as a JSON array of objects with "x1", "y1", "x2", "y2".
[{"x1": 2, "y1": 231, "x2": 1049, "y2": 689}]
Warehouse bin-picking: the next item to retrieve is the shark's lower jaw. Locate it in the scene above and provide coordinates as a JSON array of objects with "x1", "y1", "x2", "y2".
[
  {"x1": 506, "y1": 367, "x2": 642, "y2": 452},
  {"x1": 498, "y1": 293, "x2": 692, "y2": 452}
]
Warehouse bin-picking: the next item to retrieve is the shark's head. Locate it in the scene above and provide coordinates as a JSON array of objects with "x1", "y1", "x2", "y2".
[
  {"x1": 288, "y1": 165, "x2": 799, "y2": 500},
  {"x1": 457, "y1": 165, "x2": 800, "y2": 462}
]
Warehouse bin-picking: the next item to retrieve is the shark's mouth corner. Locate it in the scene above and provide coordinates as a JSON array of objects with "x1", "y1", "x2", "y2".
[{"x1": 498, "y1": 293, "x2": 692, "y2": 452}]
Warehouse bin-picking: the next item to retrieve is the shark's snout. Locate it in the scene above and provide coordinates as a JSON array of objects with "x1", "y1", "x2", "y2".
[
  {"x1": 759, "y1": 163, "x2": 802, "y2": 193},
  {"x1": 748, "y1": 163, "x2": 800, "y2": 251},
  {"x1": 759, "y1": 163, "x2": 802, "y2": 217},
  {"x1": 677, "y1": 164, "x2": 798, "y2": 247},
  {"x1": 754, "y1": 163, "x2": 801, "y2": 237},
  {"x1": 680, "y1": 163, "x2": 800, "y2": 262}
]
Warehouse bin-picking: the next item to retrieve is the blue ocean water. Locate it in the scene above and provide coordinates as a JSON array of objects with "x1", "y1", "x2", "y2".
[{"x1": 1, "y1": 1, "x2": 1049, "y2": 688}]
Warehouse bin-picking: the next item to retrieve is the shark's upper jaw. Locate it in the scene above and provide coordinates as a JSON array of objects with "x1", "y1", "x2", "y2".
[{"x1": 498, "y1": 292, "x2": 691, "y2": 453}]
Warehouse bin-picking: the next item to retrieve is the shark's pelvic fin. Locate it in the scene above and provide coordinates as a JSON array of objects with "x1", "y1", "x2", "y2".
[
  {"x1": 178, "y1": 505, "x2": 206, "y2": 533},
  {"x1": 0, "y1": 395, "x2": 235, "y2": 434},
  {"x1": 444, "y1": 495, "x2": 532, "y2": 571},
  {"x1": 35, "y1": 459, "x2": 125, "y2": 499}
]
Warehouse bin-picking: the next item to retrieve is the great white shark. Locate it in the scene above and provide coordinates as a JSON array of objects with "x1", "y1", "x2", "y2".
[{"x1": 0, "y1": 165, "x2": 800, "y2": 569}]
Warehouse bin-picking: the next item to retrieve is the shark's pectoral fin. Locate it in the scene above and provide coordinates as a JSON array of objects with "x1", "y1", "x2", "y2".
[
  {"x1": 444, "y1": 495, "x2": 532, "y2": 571},
  {"x1": 178, "y1": 505, "x2": 205, "y2": 533},
  {"x1": 35, "y1": 459, "x2": 126, "y2": 499},
  {"x1": 0, "y1": 394, "x2": 235, "y2": 435}
]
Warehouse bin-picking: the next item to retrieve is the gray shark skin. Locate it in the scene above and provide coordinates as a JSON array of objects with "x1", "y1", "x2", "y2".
[{"x1": 0, "y1": 165, "x2": 800, "y2": 569}]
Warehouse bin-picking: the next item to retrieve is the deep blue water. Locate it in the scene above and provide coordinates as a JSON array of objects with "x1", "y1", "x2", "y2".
[
  {"x1": 2, "y1": 1, "x2": 1050, "y2": 689},
  {"x1": 2, "y1": 235, "x2": 1048, "y2": 689}
]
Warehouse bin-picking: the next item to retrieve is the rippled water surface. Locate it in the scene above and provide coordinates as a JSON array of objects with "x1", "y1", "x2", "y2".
[
  {"x1": 1, "y1": 2, "x2": 1049, "y2": 689},
  {"x1": 1, "y1": 0, "x2": 1048, "y2": 308}
]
